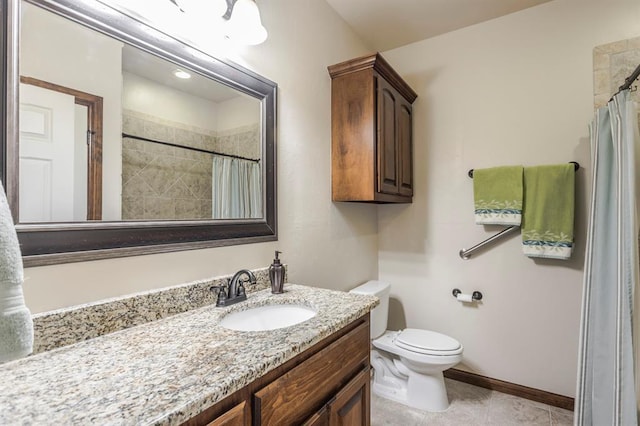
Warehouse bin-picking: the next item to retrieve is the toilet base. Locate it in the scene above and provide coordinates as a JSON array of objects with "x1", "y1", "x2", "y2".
[
  {"x1": 407, "y1": 369, "x2": 450, "y2": 411},
  {"x1": 372, "y1": 369, "x2": 450, "y2": 412},
  {"x1": 371, "y1": 348, "x2": 452, "y2": 412}
]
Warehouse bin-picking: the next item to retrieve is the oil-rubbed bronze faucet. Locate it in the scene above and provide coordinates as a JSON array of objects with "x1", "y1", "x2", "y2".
[{"x1": 211, "y1": 269, "x2": 257, "y2": 307}]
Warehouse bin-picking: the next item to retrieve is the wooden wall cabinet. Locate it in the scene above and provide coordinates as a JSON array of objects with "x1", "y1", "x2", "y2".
[
  {"x1": 183, "y1": 315, "x2": 371, "y2": 426},
  {"x1": 328, "y1": 53, "x2": 417, "y2": 203}
]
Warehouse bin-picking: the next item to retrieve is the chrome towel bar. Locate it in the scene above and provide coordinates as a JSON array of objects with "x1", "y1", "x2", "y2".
[{"x1": 459, "y1": 226, "x2": 519, "y2": 259}]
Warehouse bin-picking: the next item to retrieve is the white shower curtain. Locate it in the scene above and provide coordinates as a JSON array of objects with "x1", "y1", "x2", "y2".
[
  {"x1": 211, "y1": 156, "x2": 262, "y2": 219},
  {"x1": 575, "y1": 90, "x2": 640, "y2": 425}
]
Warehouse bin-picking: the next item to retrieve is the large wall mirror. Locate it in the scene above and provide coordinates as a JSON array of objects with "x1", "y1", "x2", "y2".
[{"x1": 1, "y1": 0, "x2": 277, "y2": 266}]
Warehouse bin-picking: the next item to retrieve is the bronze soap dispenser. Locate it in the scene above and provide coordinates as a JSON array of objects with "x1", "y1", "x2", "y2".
[{"x1": 269, "y1": 250, "x2": 285, "y2": 294}]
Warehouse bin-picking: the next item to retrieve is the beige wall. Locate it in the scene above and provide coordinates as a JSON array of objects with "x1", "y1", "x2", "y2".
[
  {"x1": 378, "y1": 0, "x2": 640, "y2": 398},
  {"x1": 122, "y1": 72, "x2": 220, "y2": 131},
  {"x1": 22, "y1": 0, "x2": 377, "y2": 312},
  {"x1": 122, "y1": 72, "x2": 259, "y2": 132},
  {"x1": 217, "y1": 96, "x2": 260, "y2": 131}
]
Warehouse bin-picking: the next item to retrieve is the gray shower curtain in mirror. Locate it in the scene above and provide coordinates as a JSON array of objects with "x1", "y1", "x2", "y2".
[
  {"x1": 575, "y1": 89, "x2": 640, "y2": 425},
  {"x1": 211, "y1": 156, "x2": 261, "y2": 219}
]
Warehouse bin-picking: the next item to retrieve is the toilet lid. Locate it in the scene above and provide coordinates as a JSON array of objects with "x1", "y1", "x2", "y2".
[{"x1": 394, "y1": 329, "x2": 462, "y2": 355}]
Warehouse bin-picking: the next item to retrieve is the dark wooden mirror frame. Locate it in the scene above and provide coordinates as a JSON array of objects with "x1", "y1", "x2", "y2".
[{"x1": 0, "y1": 0, "x2": 277, "y2": 267}]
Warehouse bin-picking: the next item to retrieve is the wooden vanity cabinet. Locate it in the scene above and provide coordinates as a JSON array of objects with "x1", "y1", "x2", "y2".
[
  {"x1": 183, "y1": 314, "x2": 371, "y2": 426},
  {"x1": 328, "y1": 53, "x2": 417, "y2": 203}
]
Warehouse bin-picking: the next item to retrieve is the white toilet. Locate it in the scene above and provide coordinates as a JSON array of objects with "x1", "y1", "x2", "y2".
[{"x1": 350, "y1": 280, "x2": 462, "y2": 412}]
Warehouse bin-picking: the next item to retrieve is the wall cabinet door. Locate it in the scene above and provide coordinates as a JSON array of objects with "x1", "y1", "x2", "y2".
[
  {"x1": 377, "y1": 78, "x2": 399, "y2": 196},
  {"x1": 397, "y1": 98, "x2": 413, "y2": 197},
  {"x1": 377, "y1": 77, "x2": 414, "y2": 198}
]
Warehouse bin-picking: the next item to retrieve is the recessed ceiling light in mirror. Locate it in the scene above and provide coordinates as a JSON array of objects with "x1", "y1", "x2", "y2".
[{"x1": 173, "y1": 69, "x2": 191, "y2": 79}]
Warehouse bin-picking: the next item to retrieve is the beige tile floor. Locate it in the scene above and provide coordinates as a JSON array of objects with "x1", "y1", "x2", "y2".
[{"x1": 371, "y1": 378, "x2": 574, "y2": 425}]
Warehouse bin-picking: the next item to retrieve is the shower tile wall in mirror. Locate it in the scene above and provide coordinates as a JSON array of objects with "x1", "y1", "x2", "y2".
[
  {"x1": 19, "y1": 1, "x2": 262, "y2": 223},
  {"x1": 121, "y1": 113, "x2": 260, "y2": 220}
]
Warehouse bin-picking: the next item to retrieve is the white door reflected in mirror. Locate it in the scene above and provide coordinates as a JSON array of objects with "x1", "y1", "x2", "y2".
[{"x1": 19, "y1": 84, "x2": 87, "y2": 222}]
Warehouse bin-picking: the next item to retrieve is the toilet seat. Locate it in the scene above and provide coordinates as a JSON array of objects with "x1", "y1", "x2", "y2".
[{"x1": 394, "y1": 328, "x2": 462, "y2": 356}]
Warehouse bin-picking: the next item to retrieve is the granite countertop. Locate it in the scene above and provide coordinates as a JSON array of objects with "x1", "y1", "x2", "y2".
[{"x1": 0, "y1": 284, "x2": 378, "y2": 425}]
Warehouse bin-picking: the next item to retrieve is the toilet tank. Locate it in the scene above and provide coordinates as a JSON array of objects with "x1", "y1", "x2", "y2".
[{"x1": 350, "y1": 280, "x2": 390, "y2": 339}]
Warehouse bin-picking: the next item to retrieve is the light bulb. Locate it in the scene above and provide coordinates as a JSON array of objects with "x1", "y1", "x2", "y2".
[{"x1": 225, "y1": 0, "x2": 268, "y2": 46}]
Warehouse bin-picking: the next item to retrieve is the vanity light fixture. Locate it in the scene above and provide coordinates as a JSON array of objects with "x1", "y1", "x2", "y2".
[
  {"x1": 173, "y1": 69, "x2": 192, "y2": 79},
  {"x1": 168, "y1": 0, "x2": 267, "y2": 46},
  {"x1": 224, "y1": 0, "x2": 268, "y2": 46},
  {"x1": 171, "y1": 0, "x2": 228, "y2": 18}
]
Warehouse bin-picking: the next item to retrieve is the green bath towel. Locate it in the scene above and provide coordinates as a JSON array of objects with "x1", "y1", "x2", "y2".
[
  {"x1": 522, "y1": 164, "x2": 575, "y2": 259},
  {"x1": 473, "y1": 166, "x2": 524, "y2": 225}
]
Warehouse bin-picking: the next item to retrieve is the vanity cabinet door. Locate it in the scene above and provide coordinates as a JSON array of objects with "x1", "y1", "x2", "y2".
[
  {"x1": 184, "y1": 399, "x2": 250, "y2": 426},
  {"x1": 303, "y1": 368, "x2": 370, "y2": 426},
  {"x1": 328, "y1": 368, "x2": 370, "y2": 426},
  {"x1": 205, "y1": 401, "x2": 249, "y2": 426},
  {"x1": 302, "y1": 406, "x2": 330, "y2": 426}
]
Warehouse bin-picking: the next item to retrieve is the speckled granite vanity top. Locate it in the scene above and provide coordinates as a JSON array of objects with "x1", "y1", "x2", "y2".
[{"x1": 0, "y1": 284, "x2": 377, "y2": 425}]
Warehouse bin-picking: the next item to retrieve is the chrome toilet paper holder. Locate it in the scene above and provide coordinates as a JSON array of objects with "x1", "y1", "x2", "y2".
[{"x1": 452, "y1": 288, "x2": 483, "y2": 301}]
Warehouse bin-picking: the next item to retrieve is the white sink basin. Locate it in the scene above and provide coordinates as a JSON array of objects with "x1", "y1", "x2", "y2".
[{"x1": 219, "y1": 304, "x2": 317, "y2": 331}]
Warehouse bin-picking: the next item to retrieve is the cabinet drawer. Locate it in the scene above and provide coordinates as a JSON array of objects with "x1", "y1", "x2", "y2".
[{"x1": 254, "y1": 321, "x2": 369, "y2": 425}]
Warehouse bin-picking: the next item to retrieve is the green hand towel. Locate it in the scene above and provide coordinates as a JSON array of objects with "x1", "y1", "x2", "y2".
[
  {"x1": 473, "y1": 166, "x2": 524, "y2": 225},
  {"x1": 522, "y1": 164, "x2": 575, "y2": 259}
]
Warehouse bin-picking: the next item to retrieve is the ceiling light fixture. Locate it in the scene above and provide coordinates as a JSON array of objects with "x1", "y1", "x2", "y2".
[{"x1": 173, "y1": 69, "x2": 192, "y2": 79}]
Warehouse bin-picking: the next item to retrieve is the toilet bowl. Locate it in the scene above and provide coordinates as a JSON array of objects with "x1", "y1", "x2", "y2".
[{"x1": 350, "y1": 280, "x2": 462, "y2": 412}]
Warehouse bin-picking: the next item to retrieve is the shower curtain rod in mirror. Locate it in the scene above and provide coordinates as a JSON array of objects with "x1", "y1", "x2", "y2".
[{"x1": 122, "y1": 133, "x2": 260, "y2": 162}]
